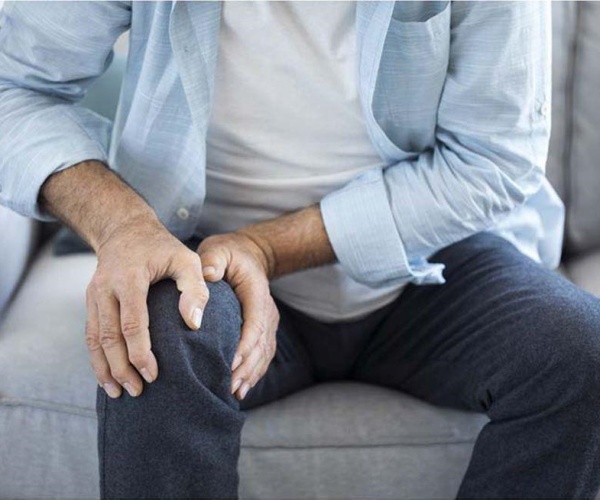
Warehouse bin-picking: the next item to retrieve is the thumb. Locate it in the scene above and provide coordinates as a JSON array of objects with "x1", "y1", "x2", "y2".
[
  {"x1": 168, "y1": 251, "x2": 210, "y2": 330},
  {"x1": 199, "y1": 247, "x2": 228, "y2": 282}
]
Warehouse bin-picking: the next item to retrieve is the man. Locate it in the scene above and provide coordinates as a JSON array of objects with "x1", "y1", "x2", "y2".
[{"x1": 1, "y1": 1, "x2": 599, "y2": 498}]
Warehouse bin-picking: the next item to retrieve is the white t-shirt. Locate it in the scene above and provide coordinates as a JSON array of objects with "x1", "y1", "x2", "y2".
[{"x1": 198, "y1": 1, "x2": 405, "y2": 322}]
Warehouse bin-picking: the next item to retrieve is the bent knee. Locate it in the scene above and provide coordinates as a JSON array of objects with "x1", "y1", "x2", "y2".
[
  {"x1": 521, "y1": 295, "x2": 600, "y2": 403},
  {"x1": 147, "y1": 279, "x2": 242, "y2": 358}
]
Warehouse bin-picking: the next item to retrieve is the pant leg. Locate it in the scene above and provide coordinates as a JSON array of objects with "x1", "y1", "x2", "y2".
[
  {"x1": 353, "y1": 232, "x2": 600, "y2": 499},
  {"x1": 97, "y1": 278, "x2": 315, "y2": 499}
]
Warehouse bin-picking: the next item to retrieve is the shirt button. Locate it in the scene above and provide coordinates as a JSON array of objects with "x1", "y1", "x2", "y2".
[
  {"x1": 540, "y1": 102, "x2": 549, "y2": 117},
  {"x1": 177, "y1": 207, "x2": 190, "y2": 220}
]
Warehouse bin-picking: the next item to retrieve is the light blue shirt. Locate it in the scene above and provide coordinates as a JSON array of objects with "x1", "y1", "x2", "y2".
[{"x1": 0, "y1": 1, "x2": 564, "y2": 289}]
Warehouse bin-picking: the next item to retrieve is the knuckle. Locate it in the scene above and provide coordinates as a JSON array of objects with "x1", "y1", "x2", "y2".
[
  {"x1": 92, "y1": 273, "x2": 111, "y2": 294},
  {"x1": 181, "y1": 249, "x2": 201, "y2": 268},
  {"x1": 238, "y1": 342, "x2": 254, "y2": 358},
  {"x1": 250, "y1": 320, "x2": 267, "y2": 339},
  {"x1": 85, "y1": 331, "x2": 101, "y2": 351},
  {"x1": 258, "y1": 338, "x2": 270, "y2": 356},
  {"x1": 121, "y1": 319, "x2": 143, "y2": 338},
  {"x1": 117, "y1": 270, "x2": 148, "y2": 293},
  {"x1": 99, "y1": 325, "x2": 121, "y2": 347},
  {"x1": 197, "y1": 286, "x2": 210, "y2": 303}
]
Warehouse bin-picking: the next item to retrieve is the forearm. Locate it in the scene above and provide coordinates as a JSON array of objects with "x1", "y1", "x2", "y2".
[
  {"x1": 40, "y1": 160, "x2": 162, "y2": 253},
  {"x1": 236, "y1": 204, "x2": 336, "y2": 280}
]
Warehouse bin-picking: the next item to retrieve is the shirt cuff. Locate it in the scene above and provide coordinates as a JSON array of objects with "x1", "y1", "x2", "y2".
[
  {"x1": 0, "y1": 146, "x2": 108, "y2": 222},
  {"x1": 320, "y1": 168, "x2": 446, "y2": 288}
]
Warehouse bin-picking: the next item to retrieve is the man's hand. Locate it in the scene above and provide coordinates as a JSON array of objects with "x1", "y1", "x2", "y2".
[
  {"x1": 197, "y1": 233, "x2": 279, "y2": 401},
  {"x1": 197, "y1": 205, "x2": 337, "y2": 400},
  {"x1": 86, "y1": 218, "x2": 209, "y2": 398},
  {"x1": 40, "y1": 161, "x2": 209, "y2": 399}
]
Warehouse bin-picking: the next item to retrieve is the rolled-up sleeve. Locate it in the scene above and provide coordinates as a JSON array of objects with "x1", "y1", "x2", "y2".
[
  {"x1": 321, "y1": 1, "x2": 551, "y2": 287},
  {"x1": 0, "y1": 1, "x2": 131, "y2": 220}
]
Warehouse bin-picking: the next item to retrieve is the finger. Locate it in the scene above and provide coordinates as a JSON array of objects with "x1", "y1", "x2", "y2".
[
  {"x1": 86, "y1": 289, "x2": 122, "y2": 399},
  {"x1": 97, "y1": 293, "x2": 143, "y2": 397},
  {"x1": 198, "y1": 246, "x2": 228, "y2": 282},
  {"x1": 237, "y1": 354, "x2": 271, "y2": 401},
  {"x1": 168, "y1": 250, "x2": 210, "y2": 330},
  {"x1": 231, "y1": 279, "x2": 270, "y2": 370},
  {"x1": 116, "y1": 277, "x2": 158, "y2": 384},
  {"x1": 231, "y1": 345, "x2": 263, "y2": 396}
]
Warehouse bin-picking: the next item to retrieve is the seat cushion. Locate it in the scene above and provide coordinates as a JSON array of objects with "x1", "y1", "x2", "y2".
[
  {"x1": 0, "y1": 244, "x2": 488, "y2": 498},
  {"x1": 243, "y1": 382, "x2": 485, "y2": 449},
  {"x1": 0, "y1": 243, "x2": 98, "y2": 499},
  {"x1": 240, "y1": 383, "x2": 488, "y2": 499}
]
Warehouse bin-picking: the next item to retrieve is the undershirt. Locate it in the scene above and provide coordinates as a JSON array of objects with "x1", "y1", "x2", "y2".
[{"x1": 198, "y1": 1, "x2": 405, "y2": 322}]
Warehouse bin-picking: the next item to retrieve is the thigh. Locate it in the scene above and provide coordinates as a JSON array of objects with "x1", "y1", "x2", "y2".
[{"x1": 352, "y1": 232, "x2": 600, "y2": 416}]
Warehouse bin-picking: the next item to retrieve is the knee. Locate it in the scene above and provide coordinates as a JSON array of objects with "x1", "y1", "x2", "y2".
[
  {"x1": 147, "y1": 279, "x2": 242, "y2": 377},
  {"x1": 523, "y1": 296, "x2": 600, "y2": 414}
]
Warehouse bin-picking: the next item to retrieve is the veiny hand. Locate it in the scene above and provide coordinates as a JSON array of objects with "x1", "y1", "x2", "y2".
[
  {"x1": 86, "y1": 218, "x2": 209, "y2": 398},
  {"x1": 197, "y1": 232, "x2": 279, "y2": 400}
]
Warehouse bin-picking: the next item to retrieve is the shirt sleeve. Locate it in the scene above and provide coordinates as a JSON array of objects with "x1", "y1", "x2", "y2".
[
  {"x1": 320, "y1": 1, "x2": 552, "y2": 288},
  {"x1": 0, "y1": 1, "x2": 131, "y2": 220}
]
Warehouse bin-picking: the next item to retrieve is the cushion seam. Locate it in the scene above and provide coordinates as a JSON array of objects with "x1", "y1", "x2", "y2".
[
  {"x1": 0, "y1": 396, "x2": 96, "y2": 418},
  {"x1": 241, "y1": 439, "x2": 479, "y2": 450}
]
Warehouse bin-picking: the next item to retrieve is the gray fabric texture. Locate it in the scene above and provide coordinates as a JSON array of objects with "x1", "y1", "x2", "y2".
[
  {"x1": 568, "y1": 250, "x2": 600, "y2": 298},
  {"x1": 563, "y1": 3, "x2": 600, "y2": 254},
  {"x1": 546, "y1": 2, "x2": 577, "y2": 200},
  {"x1": 0, "y1": 206, "x2": 37, "y2": 319},
  {"x1": 240, "y1": 384, "x2": 486, "y2": 499},
  {"x1": 0, "y1": 244, "x2": 487, "y2": 498}
]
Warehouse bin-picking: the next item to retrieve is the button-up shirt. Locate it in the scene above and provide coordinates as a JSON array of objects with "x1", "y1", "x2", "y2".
[{"x1": 0, "y1": 1, "x2": 564, "y2": 289}]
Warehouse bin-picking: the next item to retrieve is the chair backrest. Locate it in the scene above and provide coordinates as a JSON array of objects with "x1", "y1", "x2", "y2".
[{"x1": 549, "y1": 3, "x2": 600, "y2": 258}]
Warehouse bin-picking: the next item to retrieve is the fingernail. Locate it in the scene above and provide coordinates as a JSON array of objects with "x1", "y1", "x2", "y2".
[
  {"x1": 232, "y1": 354, "x2": 243, "y2": 371},
  {"x1": 231, "y1": 378, "x2": 243, "y2": 394},
  {"x1": 140, "y1": 368, "x2": 153, "y2": 384},
  {"x1": 103, "y1": 383, "x2": 121, "y2": 399},
  {"x1": 238, "y1": 382, "x2": 251, "y2": 400},
  {"x1": 203, "y1": 266, "x2": 217, "y2": 277},
  {"x1": 123, "y1": 382, "x2": 139, "y2": 397},
  {"x1": 192, "y1": 307, "x2": 203, "y2": 330}
]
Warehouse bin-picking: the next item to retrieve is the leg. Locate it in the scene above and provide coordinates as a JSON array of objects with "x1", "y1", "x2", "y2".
[
  {"x1": 97, "y1": 279, "x2": 314, "y2": 499},
  {"x1": 353, "y1": 232, "x2": 600, "y2": 498}
]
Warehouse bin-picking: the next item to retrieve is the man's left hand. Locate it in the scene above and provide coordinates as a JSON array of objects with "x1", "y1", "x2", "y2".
[{"x1": 196, "y1": 233, "x2": 279, "y2": 401}]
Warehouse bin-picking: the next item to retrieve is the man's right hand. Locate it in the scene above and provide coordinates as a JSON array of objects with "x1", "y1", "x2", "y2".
[
  {"x1": 85, "y1": 218, "x2": 209, "y2": 398},
  {"x1": 39, "y1": 160, "x2": 209, "y2": 399}
]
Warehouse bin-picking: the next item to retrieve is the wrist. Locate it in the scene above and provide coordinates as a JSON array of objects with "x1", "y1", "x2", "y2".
[
  {"x1": 94, "y1": 210, "x2": 164, "y2": 254},
  {"x1": 234, "y1": 229, "x2": 276, "y2": 280}
]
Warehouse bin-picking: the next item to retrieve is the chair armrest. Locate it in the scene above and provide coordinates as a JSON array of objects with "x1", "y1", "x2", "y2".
[{"x1": 0, "y1": 206, "x2": 39, "y2": 320}]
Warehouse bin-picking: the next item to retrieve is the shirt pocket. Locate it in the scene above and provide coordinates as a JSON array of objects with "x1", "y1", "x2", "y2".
[{"x1": 373, "y1": 1, "x2": 451, "y2": 155}]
